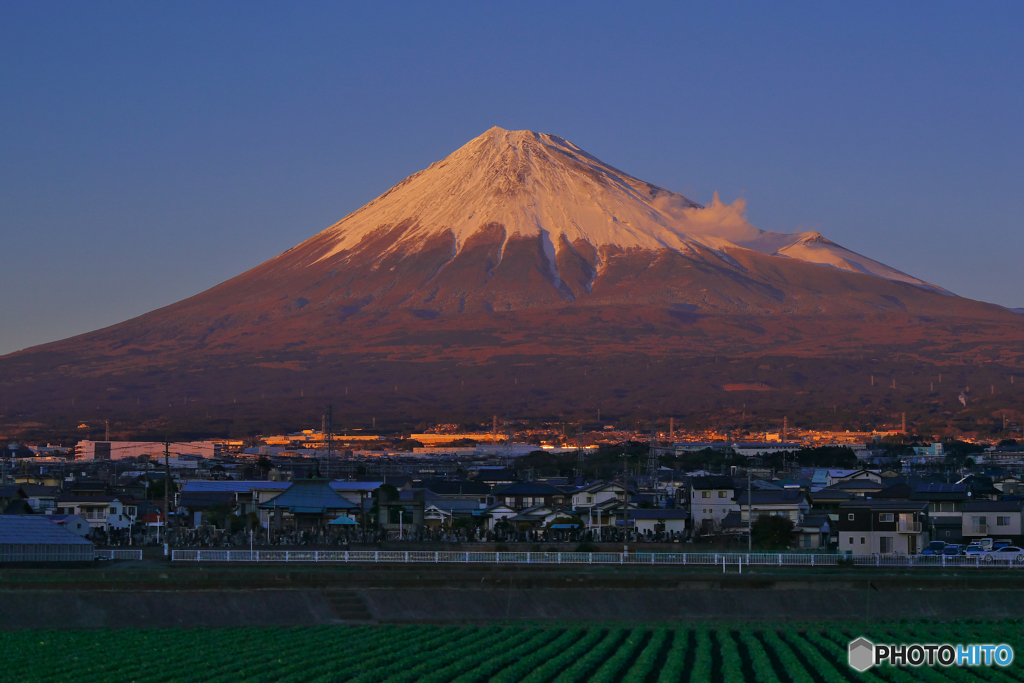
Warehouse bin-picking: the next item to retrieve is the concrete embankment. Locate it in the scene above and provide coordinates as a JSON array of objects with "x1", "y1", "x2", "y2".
[{"x1": 2, "y1": 565, "x2": 1023, "y2": 628}]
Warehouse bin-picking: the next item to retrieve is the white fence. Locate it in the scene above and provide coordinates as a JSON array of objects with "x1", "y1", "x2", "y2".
[
  {"x1": 169, "y1": 549, "x2": 1024, "y2": 568},
  {"x1": 94, "y1": 549, "x2": 143, "y2": 560}
]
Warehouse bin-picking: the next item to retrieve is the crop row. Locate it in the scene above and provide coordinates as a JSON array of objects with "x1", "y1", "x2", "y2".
[{"x1": 1, "y1": 623, "x2": 1015, "y2": 682}]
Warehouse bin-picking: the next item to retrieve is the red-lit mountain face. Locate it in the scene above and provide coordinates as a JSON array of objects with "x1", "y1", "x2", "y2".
[{"x1": 3, "y1": 128, "x2": 1024, "y2": 429}]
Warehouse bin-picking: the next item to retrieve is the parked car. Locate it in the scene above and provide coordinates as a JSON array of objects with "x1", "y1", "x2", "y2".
[
  {"x1": 982, "y1": 546, "x2": 1024, "y2": 563},
  {"x1": 965, "y1": 544, "x2": 987, "y2": 557},
  {"x1": 941, "y1": 544, "x2": 963, "y2": 556},
  {"x1": 921, "y1": 541, "x2": 947, "y2": 555}
]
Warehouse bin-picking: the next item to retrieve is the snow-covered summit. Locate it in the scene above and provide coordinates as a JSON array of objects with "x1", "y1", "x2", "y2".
[{"x1": 314, "y1": 127, "x2": 947, "y2": 294}]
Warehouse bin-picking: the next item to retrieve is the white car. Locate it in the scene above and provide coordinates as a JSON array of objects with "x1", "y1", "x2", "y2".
[
  {"x1": 982, "y1": 546, "x2": 1024, "y2": 563},
  {"x1": 964, "y1": 544, "x2": 987, "y2": 557}
]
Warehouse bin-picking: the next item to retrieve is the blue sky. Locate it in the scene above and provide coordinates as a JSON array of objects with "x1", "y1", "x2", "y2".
[{"x1": 2, "y1": 3, "x2": 1022, "y2": 355}]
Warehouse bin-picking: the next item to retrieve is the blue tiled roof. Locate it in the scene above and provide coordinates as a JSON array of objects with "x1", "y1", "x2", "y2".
[{"x1": 257, "y1": 479, "x2": 358, "y2": 513}]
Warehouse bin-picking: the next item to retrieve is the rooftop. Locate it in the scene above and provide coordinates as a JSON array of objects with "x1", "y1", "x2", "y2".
[
  {"x1": 257, "y1": 479, "x2": 358, "y2": 513},
  {"x1": 0, "y1": 515, "x2": 93, "y2": 546}
]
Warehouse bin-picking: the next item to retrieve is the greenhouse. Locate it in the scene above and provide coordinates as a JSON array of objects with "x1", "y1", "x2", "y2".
[{"x1": 0, "y1": 514, "x2": 95, "y2": 562}]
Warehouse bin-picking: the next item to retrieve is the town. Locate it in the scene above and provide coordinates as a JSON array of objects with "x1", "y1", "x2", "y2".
[{"x1": 3, "y1": 416, "x2": 1023, "y2": 563}]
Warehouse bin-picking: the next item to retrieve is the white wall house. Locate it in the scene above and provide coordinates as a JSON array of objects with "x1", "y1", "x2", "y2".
[
  {"x1": 689, "y1": 476, "x2": 738, "y2": 533},
  {"x1": 53, "y1": 496, "x2": 137, "y2": 532},
  {"x1": 571, "y1": 481, "x2": 629, "y2": 509}
]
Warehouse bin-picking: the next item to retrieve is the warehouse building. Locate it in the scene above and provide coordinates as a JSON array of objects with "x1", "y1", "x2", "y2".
[{"x1": 75, "y1": 440, "x2": 217, "y2": 461}]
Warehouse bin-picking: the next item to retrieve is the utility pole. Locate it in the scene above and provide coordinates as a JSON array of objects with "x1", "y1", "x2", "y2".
[
  {"x1": 163, "y1": 441, "x2": 170, "y2": 558},
  {"x1": 326, "y1": 403, "x2": 333, "y2": 480},
  {"x1": 747, "y1": 466, "x2": 753, "y2": 552}
]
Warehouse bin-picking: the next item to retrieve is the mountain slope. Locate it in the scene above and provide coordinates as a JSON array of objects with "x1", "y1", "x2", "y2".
[{"x1": 1, "y1": 127, "x2": 1021, "y2": 430}]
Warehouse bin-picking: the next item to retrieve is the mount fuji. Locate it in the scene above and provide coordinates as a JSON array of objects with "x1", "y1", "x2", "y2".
[{"x1": 3, "y1": 128, "x2": 1023, "y2": 430}]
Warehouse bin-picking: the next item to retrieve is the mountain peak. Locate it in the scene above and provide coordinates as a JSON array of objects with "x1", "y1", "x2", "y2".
[
  {"x1": 316, "y1": 127, "x2": 703, "y2": 262},
  {"x1": 308, "y1": 128, "x2": 946, "y2": 294}
]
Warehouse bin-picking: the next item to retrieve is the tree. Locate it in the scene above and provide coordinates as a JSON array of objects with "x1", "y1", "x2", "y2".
[
  {"x1": 206, "y1": 502, "x2": 235, "y2": 529},
  {"x1": 751, "y1": 514, "x2": 794, "y2": 550},
  {"x1": 148, "y1": 477, "x2": 178, "y2": 500}
]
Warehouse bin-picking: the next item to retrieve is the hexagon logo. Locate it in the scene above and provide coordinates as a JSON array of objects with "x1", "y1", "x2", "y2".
[{"x1": 848, "y1": 637, "x2": 875, "y2": 672}]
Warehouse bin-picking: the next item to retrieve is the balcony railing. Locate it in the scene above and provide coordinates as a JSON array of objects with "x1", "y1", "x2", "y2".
[
  {"x1": 898, "y1": 521, "x2": 922, "y2": 533},
  {"x1": 973, "y1": 524, "x2": 988, "y2": 535}
]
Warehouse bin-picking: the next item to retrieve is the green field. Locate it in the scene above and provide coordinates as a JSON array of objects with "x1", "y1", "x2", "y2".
[{"x1": 4, "y1": 622, "x2": 1020, "y2": 682}]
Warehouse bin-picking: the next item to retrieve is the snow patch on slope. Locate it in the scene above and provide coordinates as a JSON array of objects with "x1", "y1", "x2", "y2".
[{"x1": 311, "y1": 127, "x2": 948, "y2": 295}]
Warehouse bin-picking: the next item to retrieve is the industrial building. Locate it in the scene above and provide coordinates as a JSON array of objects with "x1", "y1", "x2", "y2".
[{"x1": 74, "y1": 440, "x2": 217, "y2": 461}]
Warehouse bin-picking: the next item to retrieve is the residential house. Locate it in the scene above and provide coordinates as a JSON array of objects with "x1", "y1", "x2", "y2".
[
  {"x1": 469, "y1": 469, "x2": 519, "y2": 486},
  {"x1": 995, "y1": 476, "x2": 1023, "y2": 496},
  {"x1": 808, "y1": 486, "x2": 853, "y2": 547},
  {"x1": 483, "y1": 501, "x2": 517, "y2": 532},
  {"x1": 53, "y1": 495, "x2": 136, "y2": 532},
  {"x1": 571, "y1": 481, "x2": 631, "y2": 509},
  {"x1": 13, "y1": 472, "x2": 64, "y2": 487},
  {"x1": 422, "y1": 498, "x2": 488, "y2": 530},
  {"x1": 631, "y1": 509, "x2": 688, "y2": 536},
  {"x1": 411, "y1": 488, "x2": 486, "y2": 529},
  {"x1": 837, "y1": 500, "x2": 929, "y2": 555},
  {"x1": 425, "y1": 479, "x2": 491, "y2": 502},
  {"x1": 812, "y1": 468, "x2": 881, "y2": 488},
  {"x1": 65, "y1": 479, "x2": 111, "y2": 497},
  {"x1": 21, "y1": 485, "x2": 60, "y2": 514},
  {"x1": 493, "y1": 482, "x2": 567, "y2": 510},
  {"x1": 505, "y1": 504, "x2": 567, "y2": 531},
  {"x1": 583, "y1": 498, "x2": 639, "y2": 531},
  {"x1": 47, "y1": 514, "x2": 90, "y2": 537},
  {"x1": 910, "y1": 483, "x2": 968, "y2": 545},
  {"x1": 962, "y1": 500, "x2": 1024, "y2": 546},
  {"x1": 178, "y1": 490, "x2": 237, "y2": 528},
  {"x1": 0, "y1": 486, "x2": 29, "y2": 514},
  {"x1": 725, "y1": 489, "x2": 828, "y2": 549},
  {"x1": 958, "y1": 475, "x2": 1001, "y2": 501},
  {"x1": 797, "y1": 515, "x2": 832, "y2": 550},
  {"x1": 689, "y1": 476, "x2": 738, "y2": 533},
  {"x1": 828, "y1": 479, "x2": 887, "y2": 499},
  {"x1": 734, "y1": 489, "x2": 810, "y2": 525}
]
